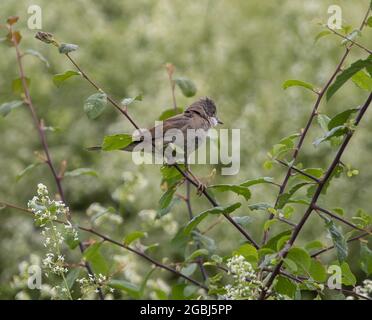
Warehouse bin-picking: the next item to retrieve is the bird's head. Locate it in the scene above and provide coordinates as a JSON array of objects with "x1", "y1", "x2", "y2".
[{"x1": 186, "y1": 97, "x2": 223, "y2": 126}]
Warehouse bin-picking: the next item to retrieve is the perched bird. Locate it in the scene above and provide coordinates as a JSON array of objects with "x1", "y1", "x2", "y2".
[
  {"x1": 89, "y1": 97, "x2": 223, "y2": 192},
  {"x1": 126, "y1": 97, "x2": 222, "y2": 154}
]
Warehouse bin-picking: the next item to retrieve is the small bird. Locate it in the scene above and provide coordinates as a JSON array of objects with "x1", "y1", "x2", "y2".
[
  {"x1": 89, "y1": 97, "x2": 223, "y2": 192},
  {"x1": 126, "y1": 97, "x2": 222, "y2": 153}
]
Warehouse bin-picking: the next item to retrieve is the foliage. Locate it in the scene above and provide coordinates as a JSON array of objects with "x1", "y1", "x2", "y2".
[{"x1": 0, "y1": 1, "x2": 371, "y2": 301}]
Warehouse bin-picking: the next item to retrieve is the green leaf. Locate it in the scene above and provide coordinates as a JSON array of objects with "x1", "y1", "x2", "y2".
[
  {"x1": 23, "y1": 49, "x2": 50, "y2": 67},
  {"x1": 282, "y1": 79, "x2": 315, "y2": 92},
  {"x1": 160, "y1": 165, "x2": 184, "y2": 185},
  {"x1": 309, "y1": 259, "x2": 327, "y2": 282},
  {"x1": 12, "y1": 77, "x2": 30, "y2": 95},
  {"x1": 340, "y1": 262, "x2": 356, "y2": 286},
  {"x1": 171, "y1": 283, "x2": 187, "y2": 300},
  {"x1": 317, "y1": 114, "x2": 331, "y2": 133},
  {"x1": 0, "y1": 100, "x2": 24, "y2": 117},
  {"x1": 124, "y1": 231, "x2": 146, "y2": 246},
  {"x1": 186, "y1": 249, "x2": 209, "y2": 262},
  {"x1": 65, "y1": 268, "x2": 81, "y2": 289},
  {"x1": 16, "y1": 163, "x2": 41, "y2": 182},
  {"x1": 276, "y1": 235, "x2": 290, "y2": 251},
  {"x1": 264, "y1": 218, "x2": 278, "y2": 231},
  {"x1": 192, "y1": 232, "x2": 216, "y2": 252},
  {"x1": 158, "y1": 187, "x2": 177, "y2": 217},
  {"x1": 295, "y1": 168, "x2": 324, "y2": 182},
  {"x1": 232, "y1": 215, "x2": 252, "y2": 227},
  {"x1": 233, "y1": 243, "x2": 258, "y2": 265},
  {"x1": 321, "y1": 216, "x2": 348, "y2": 263},
  {"x1": 139, "y1": 268, "x2": 157, "y2": 297},
  {"x1": 183, "y1": 202, "x2": 241, "y2": 235},
  {"x1": 263, "y1": 230, "x2": 291, "y2": 251},
  {"x1": 287, "y1": 247, "x2": 311, "y2": 274},
  {"x1": 277, "y1": 182, "x2": 310, "y2": 209},
  {"x1": 360, "y1": 243, "x2": 372, "y2": 276},
  {"x1": 314, "y1": 30, "x2": 332, "y2": 43},
  {"x1": 65, "y1": 232, "x2": 80, "y2": 250},
  {"x1": 326, "y1": 56, "x2": 372, "y2": 100},
  {"x1": 108, "y1": 279, "x2": 140, "y2": 298},
  {"x1": 180, "y1": 263, "x2": 198, "y2": 277},
  {"x1": 83, "y1": 242, "x2": 109, "y2": 275},
  {"x1": 275, "y1": 275, "x2": 297, "y2": 299},
  {"x1": 84, "y1": 92, "x2": 107, "y2": 120},
  {"x1": 305, "y1": 240, "x2": 325, "y2": 253},
  {"x1": 240, "y1": 177, "x2": 274, "y2": 187},
  {"x1": 64, "y1": 168, "x2": 98, "y2": 177},
  {"x1": 367, "y1": 16, "x2": 372, "y2": 27},
  {"x1": 208, "y1": 184, "x2": 251, "y2": 201},
  {"x1": 351, "y1": 70, "x2": 372, "y2": 91},
  {"x1": 53, "y1": 70, "x2": 80, "y2": 87},
  {"x1": 58, "y1": 43, "x2": 78, "y2": 54},
  {"x1": 313, "y1": 126, "x2": 348, "y2": 147},
  {"x1": 120, "y1": 94, "x2": 142, "y2": 106},
  {"x1": 283, "y1": 258, "x2": 298, "y2": 273},
  {"x1": 158, "y1": 107, "x2": 183, "y2": 121},
  {"x1": 102, "y1": 133, "x2": 132, "y2": 151},
  {"x1": 174, "y1": 77, "x2": 197, "y2": 97},
  {"x1": 328, "y1": 109, "x2": 358, "y2": 130}
]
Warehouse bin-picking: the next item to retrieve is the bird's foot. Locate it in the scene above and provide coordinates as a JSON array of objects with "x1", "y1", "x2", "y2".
[{"x1": 196, "y1": 180, "x2": 207, "y2": 196}]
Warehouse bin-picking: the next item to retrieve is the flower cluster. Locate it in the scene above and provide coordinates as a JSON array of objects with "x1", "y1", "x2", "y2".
[
  {"x1": 221, "y1": 255, "x2": 263, "y2": 300},
  {"x1": 346, "y1": 279, "x2": 372, "y2": 300},
  {"x1": 28, "y1": 183, "x2": 69, "y2": 225},
  {"x1": 42, "y1": 253, "x2": 68, "y2": 276},
  {"x1": 27, "y1": 184, "x2": 76, "y2": 299},
  {"x1": 76, "y1": 273, "x2": 114, "y2": 297}
]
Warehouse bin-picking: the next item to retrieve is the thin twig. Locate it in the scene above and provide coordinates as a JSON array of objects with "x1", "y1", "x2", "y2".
[
  {"x1": 62, "y1": 51, "x2": 259, "y2": 248},
  {"x1": 275, "y1": 159, "x2": 320, "y2": 183},
  {"x1": 0, "y1": 201, "x2": 207, "y2": 290},
  {"x1": 9, "y1": 25, "x2": 104, "y2": 300},
  {"x1": 314, "y1": 205, "x2": 371, "y2": 234},
  {"x1": 259, "y1": 92, "x2": 372, "y2": 299},
  {"x1": 262, "y1": 6, "x2": 371, "y2": 245},
  {"x1": 326, "y1": 26, "x2": 372, "y2": 55},
  {"x1": 311, "y1": 232, "x2": 370, "y2": 258}
]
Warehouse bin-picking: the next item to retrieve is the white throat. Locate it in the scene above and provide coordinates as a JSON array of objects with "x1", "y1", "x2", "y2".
[{"x1": 209, "y1": 116, "x2": 218, "y2": 127}]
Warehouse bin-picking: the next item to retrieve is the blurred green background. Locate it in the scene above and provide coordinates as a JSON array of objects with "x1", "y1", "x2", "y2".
[{"x1": 0, "y1": 0, "x2": 371, "y2": 299}]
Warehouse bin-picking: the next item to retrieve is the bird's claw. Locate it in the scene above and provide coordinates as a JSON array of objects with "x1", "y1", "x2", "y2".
[{"x1": 196, "y1": 182, "x2": 206, "y2": 196}]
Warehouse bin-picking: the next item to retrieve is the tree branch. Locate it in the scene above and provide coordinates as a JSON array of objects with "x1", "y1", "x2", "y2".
[
  {"x1": 314, "y1": 205, "x2": 371, "y2": 234},
  {"x1": 261, "y1": 5, "x2": 371, "y2": 245},
  {"x1": 9, "y1": 24, "x2": 104, "y2": 300},
  {"x1": 61, "y1": 50, "x2": 259, "y2": 248},
  {"x1": 326, "y1": 26, "x2": 372, "y2": 55},
  {"x1": 259, "y1": 91, "x2": 372, "y2": 299},
  {"x1": 0, "y1": 201, "x2": 207, "y2": 291}
]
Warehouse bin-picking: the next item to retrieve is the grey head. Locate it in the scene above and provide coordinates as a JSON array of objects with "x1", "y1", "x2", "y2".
[{"x1": 185, "y1": 97, "x2": 223, "y2": 126}]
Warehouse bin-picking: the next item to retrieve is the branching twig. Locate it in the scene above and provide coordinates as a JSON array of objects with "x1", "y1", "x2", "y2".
[
  {"x1": 314, "y1": 205, "x2": 371, "y2": 234},
  {"x1": 60, "y1": 49, "x2": 259, "y2": 248},
  {"x1": 275, "y1": 159, "x2": 320, "y2": 183},
  {"x1": 259, "y1": 92, "x2": 372, "y2": 299},
  {"x1": 326, "y1": 26, "x2": 372, "y2": 55},
  {"x1": 311, "y1": 232, "x2": 370, "y2": 258},
  {"x1": 262, "y1": 6, "x2": 372, "y2": 245},
  {"x1": 8, "y1": 24, "x2": 104, "y2": 300},
  {"x1": 0, "y1": 201, "x2": 208, "y2": 290}
]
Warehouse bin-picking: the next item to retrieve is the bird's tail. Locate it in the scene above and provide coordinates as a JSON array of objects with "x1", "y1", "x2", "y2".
[{"x1": 86, "y1": 141, "x2": 140, "y2": 152}]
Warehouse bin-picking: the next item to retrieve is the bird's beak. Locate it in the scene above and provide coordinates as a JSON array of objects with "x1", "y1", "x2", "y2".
[{"x1": 217, "y1": 118, "x2": 223, "y2": 125}]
